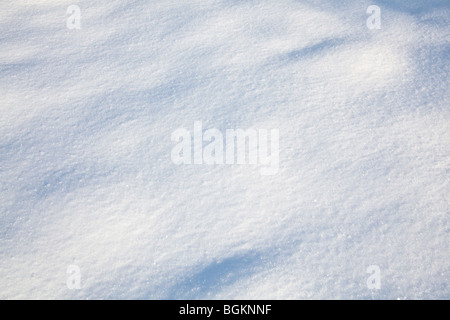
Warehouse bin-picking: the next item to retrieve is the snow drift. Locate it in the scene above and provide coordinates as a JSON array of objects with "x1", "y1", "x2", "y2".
[{"x1": 0, "y1": 0, "x2": 448, "y2": 299}]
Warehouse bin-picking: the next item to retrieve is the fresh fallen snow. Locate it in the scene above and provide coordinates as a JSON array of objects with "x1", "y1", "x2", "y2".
[{"x1": 0, "y1": 0, "x2": 449, "y2": 299}]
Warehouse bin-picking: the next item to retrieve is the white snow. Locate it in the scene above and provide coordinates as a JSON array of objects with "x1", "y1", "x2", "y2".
[{"x1": 0, "y1": 0, "x2": 449, "y2": 299}]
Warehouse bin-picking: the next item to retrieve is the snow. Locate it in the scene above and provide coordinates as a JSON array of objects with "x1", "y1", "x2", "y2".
[{"x1": 0, "y1": 0, "x2": 449, "y2": 299}]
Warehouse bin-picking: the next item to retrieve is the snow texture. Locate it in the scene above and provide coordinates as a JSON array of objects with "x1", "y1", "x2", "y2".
[{"x1": 0, "y1": 0, "x2": 449, "y2": 299}]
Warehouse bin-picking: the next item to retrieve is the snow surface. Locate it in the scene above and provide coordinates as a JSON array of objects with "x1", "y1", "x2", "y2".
[{"x1": 0, "y1": 0, "x2": 449, "y2": 299}]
